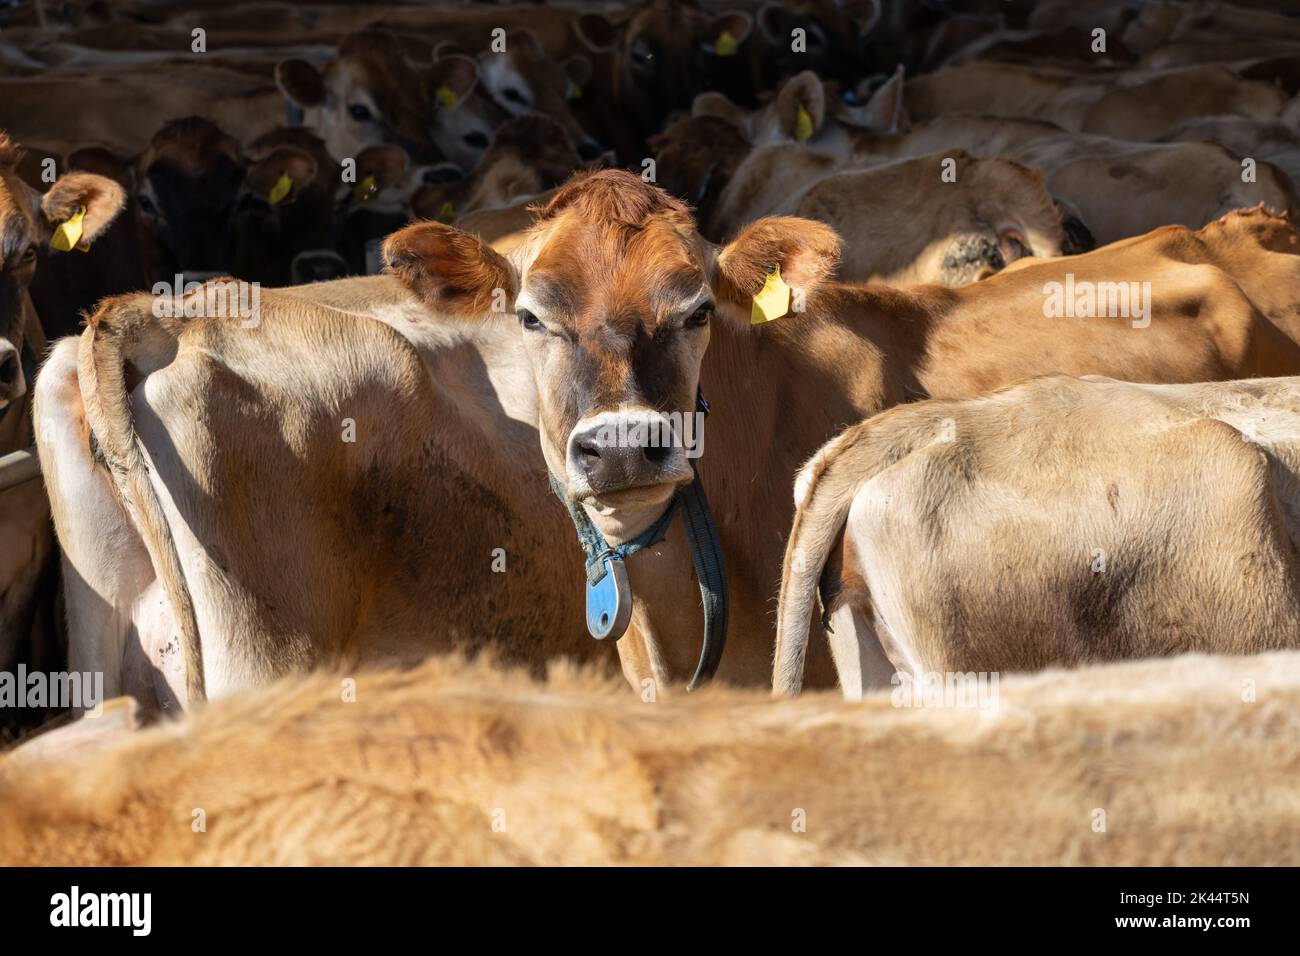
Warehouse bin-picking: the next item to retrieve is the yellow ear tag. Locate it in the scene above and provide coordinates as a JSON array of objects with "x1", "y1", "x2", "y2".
[
  {"x1": 565, "y1": 78, "x2": 583, "y2": 100},
  {"x1": 353, "y1": 173, "x2": 378, "y2": 204},
  {"x1": 715, "y1": 30, "x2": 738, "y2": 56},
  {"x1": 751, "y1": 265, "x2": 791, "y2": 325},
  {"x1": 794, "y1": 104, "x2": 815, "y2": 142},
  {"x1": 436, "y1": 201, "x2": 456, "y2": 224},
  {"x1": 436, "y1": 84, "x2": 459, "y2": 110},
  {"x1": 51, "y1": 206, "x2": 87, "y2": 253},
  {"x1": 269, "y1": 171, "x2": 293, "y2": 206}
]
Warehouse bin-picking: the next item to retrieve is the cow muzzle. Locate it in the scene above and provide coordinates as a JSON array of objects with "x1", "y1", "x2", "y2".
[
  {"x1": 0, "y1": 340, "x2": 24, "y2": 407},
  {"x1": 566, "y1": 409, "x2": 694, "y2": 504}
]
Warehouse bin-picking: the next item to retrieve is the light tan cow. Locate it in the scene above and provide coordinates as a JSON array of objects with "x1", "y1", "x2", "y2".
[
  {"x1": 774, "y1": 375, "x2": 1300, "y2": 697},
  {"x1": 0, "y1": 61, "x2": 285, "y2": 152},
  {"x1": 39, "y1": 172, "x2": 1300, "y2": 706},
  {"x1": 33, "y1": 272, "x2": 597, "y2": 712},
  {"x1": 380, "y1": 172, "x2": 1300, "y2": 692},
  {"x1": 0, "y1": 133, "x2": 125, "y2": 677},
  {"x1": 276, "y1": 30, "x2": 502, "y2": 168},
  {"x1": 1011, "y1": 134, "x2": 1297, "y2": 244},
  {"x1": 2, "y1": 649, "x2": 1298, "y2": 865},
  {"x1": 704, "y1": 146, "x2": 1065, "y2": 285},
  {"x1": 905, "y1": 61, "x2": 1288, "y2": 137}
]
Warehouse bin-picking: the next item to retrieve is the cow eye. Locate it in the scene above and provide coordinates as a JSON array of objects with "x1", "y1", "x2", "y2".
[
  {"x1": 349, "y1": 103, "x2": 374, "y2": 122},
  {"x1": 688, "y1": 303, "x2": 713, "y2": 327},
  {"x1": 22, "y1": 244, "x2": 37, "y2": 262},
  {"x1": 631, "y1": 40, "x2": 656, "y2": 70},
  {"x1": 517, "y1": 308, "x2": 542, "y2": 331},
  {"x1": 463, "y1": 130, "x2": 490, "y2": 149}
]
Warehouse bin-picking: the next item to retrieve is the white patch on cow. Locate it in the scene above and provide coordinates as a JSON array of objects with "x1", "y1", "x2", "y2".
[
  {"x1": 825, "y1": 603, "x2": 895, "y2": 700},
  {"x1": 34, "y1": 340, "x2": 154, "y2": 708},
  {"x1": 479, "y1": 55, "x2": 534, "y2": 116},
  {"x1": 846, "y1": 479, "x2": 924, "y2": 683}
]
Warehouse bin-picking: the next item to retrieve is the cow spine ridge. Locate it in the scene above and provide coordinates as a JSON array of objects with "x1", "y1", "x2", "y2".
[{"x1": 77, "y1": 302, "x2": 208, "y2": 703}]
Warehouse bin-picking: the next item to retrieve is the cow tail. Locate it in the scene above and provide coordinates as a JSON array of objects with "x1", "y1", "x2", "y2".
[
  {"x1": 772, "y1": 431, "x2": 868, "y2": 697},
  {"x1": 78, "y1": 302, "x2": 207, "y2": 704}
]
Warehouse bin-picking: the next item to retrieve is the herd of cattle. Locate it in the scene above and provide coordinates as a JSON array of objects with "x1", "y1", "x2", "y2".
[{"x1": 2, "y1": 0, "x2": 1300, "y2": 861}]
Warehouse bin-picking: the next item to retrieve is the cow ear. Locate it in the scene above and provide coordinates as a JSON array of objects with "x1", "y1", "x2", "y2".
[
  {"x1": 574, "y1": 13, "x2": 618, "y2": 53},
  {"x1": 433, "y1": 40, "x2": 470, "y2": 61},
  {"x1": 840, "y1": 0, "x2": 883, "y2": 36},
  {"x1": 756, "y1": 3, "x2": 784, "y2": 43},
  {"x1": 563, "y1": 54, "x2": 593, "y2": 92},
  {"x1": 692, "y1": 91, "x2": 751, "y2": 137},
  {"x1": 39, "y1": 172, "x2": 126, "y2": 246},
  {"x1": 701, "y1": 11, "x2": 752, "y2": 54},
  {"x1": 65, "y1": 145, "x2": 136, "y2": 192},
  {"x1": 848, "y1": 65, "x2": 907, "y2": 134},
  {"x1": 713, "y1": 216, "x2": 841, "y2": 322},
  {"x1": 776, "y1": 71, "x2": 826, "y2": 142},
  {"x1": 515, "y1": 27, "x2": 546, "y2": 58},
  {"x1": 356, "y1": 143, "x2": 410, "y2": 192},
  {"x1": 277, "y1": 59, "x2": 326, "y2": 108},
  {"x1": 384, "y1": 221, "x2": 519, "y2": 318},
  {"x1": 429, "y1": 54, "x2": 480, "y2": 107},
  {"x1": 246, "y1": 146, "x2": 317, "y2": 204}
]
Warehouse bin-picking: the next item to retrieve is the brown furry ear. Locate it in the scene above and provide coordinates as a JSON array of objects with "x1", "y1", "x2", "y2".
[
  {"x1": 714, "y1": 216, "x2": 841, "y2": 318},
  {"x1": 776, "y1": 71, "x2": 826, "y2": 141},
  {"x1": 384, "y1": 221, "x2": 518, "y2": 318},
  {"x1": 245, "y1": 146, "x2": 317, "y2": 204},
  {"x1": 40, "y1": 172, "x2": 126, "y2": 245},
  {"x1": 276, "y1": 59, "x2": 326, "y2": 108}
]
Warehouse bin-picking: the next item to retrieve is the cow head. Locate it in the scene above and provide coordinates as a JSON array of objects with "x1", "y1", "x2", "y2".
[
  {"x1": 278, "y1": 31, "x2": 506, "y2": 170},
  {"x1": 574, "y1": 1, "x2": 755, "y2": 136},
  {"x1": 278, "y1": 31, "x2": 444, "y2": 165},
  {"x1": 0, "y1": 132, "x2": 123, "y2": 408},
  {"x1": 232, "y1": 127, "x2": 340, "y2": 286},
  {"x1": 411, "y1": 113, "x2": 586, "y2": 225},
  {"x1": 385, "y1": 170, "x2": 839, "y2": 539},
  {"x1": 475, "y1": 29, "x2": 605, "y2": 162},
  {"x1": 752, "y1": 0, "x2": 879, "y2": 88},
  {"x1": 134, "y1": 117, "x2": 245, "y2": 279}
]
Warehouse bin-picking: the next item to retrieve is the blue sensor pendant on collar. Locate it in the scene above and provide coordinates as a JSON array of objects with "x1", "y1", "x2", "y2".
[{"x1": 586, "y1": 553, "x2": 633, "y2": 640}]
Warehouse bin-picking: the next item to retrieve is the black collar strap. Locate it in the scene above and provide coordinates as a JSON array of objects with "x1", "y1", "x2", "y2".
[{"x1": 549, "y1": 389, "x2": 729, "y2": 690}]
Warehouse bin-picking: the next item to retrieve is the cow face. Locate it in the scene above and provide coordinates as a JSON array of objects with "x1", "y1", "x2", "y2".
[
  {"x1": 232, "y1": 129, "x2": 336, "y2": 287},
  {"x1": 0, "y1": 134, "x2": 123, "y2": 408},
  {"x1": 278, "y1": 32, "x2": 503, "y2": 170},
  {"x1": 575, "y1": 1, "x2": 754, "y2": 134},
  {"x1": 753, "y1": 0, "x2": 879, "y2": 88},
  {"x1": 134, "y1": 117, "x2": 245, "y2": 279},
  {"x1": 385, "y1": 170, "x2": 839, "y2": 535},
  {"x1": 278, "y1": 31, "x2": 445, "y2": 165},
  {"x1": 477, "y1": 30, "x2": 605, "y2": 161},
  {"x1": 427, "y1": 54, "x2": 503, "y2": 171}
]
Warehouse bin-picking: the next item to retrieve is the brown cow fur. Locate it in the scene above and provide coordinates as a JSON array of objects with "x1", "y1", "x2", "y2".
[{"x1": 1, "y1": 649, "x2": 1297, "y2": 865}]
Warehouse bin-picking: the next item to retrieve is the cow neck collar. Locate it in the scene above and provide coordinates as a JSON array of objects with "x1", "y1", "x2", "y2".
[{"x1": 548, "y1": 388, "x2": 729, "y2": 690}]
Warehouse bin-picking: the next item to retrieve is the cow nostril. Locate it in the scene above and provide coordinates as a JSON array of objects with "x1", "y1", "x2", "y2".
[
  {"x1": 577, "y1": 438, "x2": 603, "y2": 462},
  {"x1": 643, "y1": 442, "x2": 669, "y2": 465},
  {"x1": 0, "y1": 352, "x2": 18, "y2": 387}
]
